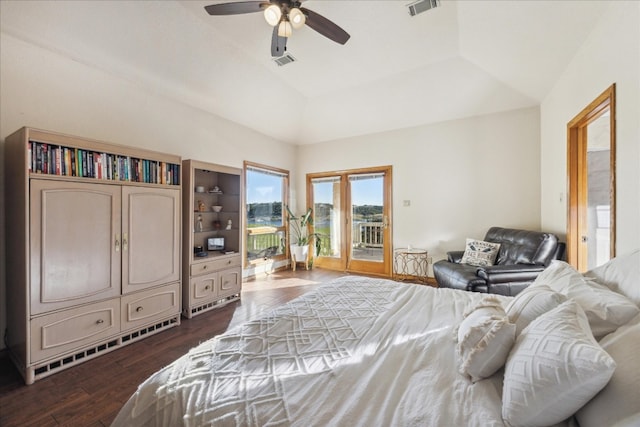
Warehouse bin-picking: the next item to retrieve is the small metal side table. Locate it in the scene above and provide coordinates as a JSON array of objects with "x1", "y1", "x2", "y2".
[{"x1": 394, "y1": 248, "x2": 429, "y2": 284}]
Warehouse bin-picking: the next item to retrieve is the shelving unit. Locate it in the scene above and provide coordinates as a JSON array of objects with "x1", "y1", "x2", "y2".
[
  {"x1": 4, "y1": 127, "x2": 182, "y2": 384},
  {"x1": 182, "y1": 159, "x2": 243, "y2": 318}
]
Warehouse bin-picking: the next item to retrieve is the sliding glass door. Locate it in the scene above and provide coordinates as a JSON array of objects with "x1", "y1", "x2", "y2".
[{"x1": 308, "y1": 166, "x2": 392, "y2": 276}]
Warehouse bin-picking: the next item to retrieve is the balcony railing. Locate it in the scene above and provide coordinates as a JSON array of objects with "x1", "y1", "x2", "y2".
[
  {"x1": 247, "y1": 226, "x2": 283, "y2": 260},
  {"x1": 353, "y1": 222, "x2": 384, "y2": 248}
]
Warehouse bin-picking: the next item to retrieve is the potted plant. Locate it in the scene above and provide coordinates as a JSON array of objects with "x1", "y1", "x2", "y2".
[{"x1": 285, "y1": 205, "x2": 322, "y2": 266}]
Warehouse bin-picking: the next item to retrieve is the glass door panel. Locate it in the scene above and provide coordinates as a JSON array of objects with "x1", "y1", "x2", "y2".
[
  {"x1": 349, "y1": 173, "x2": 384, "y2": 263},
  {"x1": 311, "y1": 176, "x2": 345, "y2": 270}
]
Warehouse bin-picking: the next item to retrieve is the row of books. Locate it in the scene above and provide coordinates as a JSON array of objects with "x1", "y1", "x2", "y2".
[{"x1": 28, "y1": 141, "x2": 180, "y2": 185}]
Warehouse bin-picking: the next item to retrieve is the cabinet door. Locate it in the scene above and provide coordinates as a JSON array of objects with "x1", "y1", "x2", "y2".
[
  {"x1": 30, "y1": 180, "x2": 121, "y2": 315},
  {"x1": 189, "y1": 272, "x2": 218, "y2": 304},
  {"x1": 122, "y1": 187, "x2": 180, "y2": 294},
  {"x1": 217, "y1": 268, "x2": 242, "y2": 299}
]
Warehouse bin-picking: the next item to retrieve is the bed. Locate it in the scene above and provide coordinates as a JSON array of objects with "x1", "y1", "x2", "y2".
[{"x1": 112, "y1": 250, "x2": 640, "y2": 427}]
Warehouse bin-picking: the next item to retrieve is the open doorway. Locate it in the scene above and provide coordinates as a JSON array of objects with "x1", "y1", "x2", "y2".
[{"x1": 567, "y1": 84, "x2": 616, "y2": 271}]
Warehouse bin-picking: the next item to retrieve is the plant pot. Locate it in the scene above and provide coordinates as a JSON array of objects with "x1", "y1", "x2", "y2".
[
  {"x1": 290, "y1": 244, "x2": 309, "y2": 261},
  {"x1": 290, "y1": 244, "x2": 309, "y2": 271}
]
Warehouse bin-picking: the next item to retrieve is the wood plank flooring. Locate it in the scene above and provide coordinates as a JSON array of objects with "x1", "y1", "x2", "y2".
[{"x1": 0, "y1": 268, "x2": 349, "y2": 427}]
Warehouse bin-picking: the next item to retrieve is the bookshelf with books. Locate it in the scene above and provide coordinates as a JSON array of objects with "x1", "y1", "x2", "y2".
[
  {"x1": 27, "y1": 140, "x2": 180, "y2": 185},
  {"x1": 4, "y1": 127, "x2": 182, "y2": 384}
]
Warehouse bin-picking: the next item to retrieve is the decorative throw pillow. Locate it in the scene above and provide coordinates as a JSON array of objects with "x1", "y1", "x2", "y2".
[
  {"x1": 460, "y1": 239, "x2": 500, "y2": 267},
  {"x1": 576, "y1": 313, "x2": 640, "y2": 427},
  {"x1": 455, "y1": 296, "x2": 516, "y2": 382},
  {"x1": 532, "y1": 260, "x2": 639, "y2": 339},
  {"x1": 502, "y1": 300, "x2": 616, "y2": 427},
  {"x1": 505, "y1": 284, "x2": 567, "y2": 335},
  {"x1": 584, "y1": 249, "x2": 640, "y2": 306}
]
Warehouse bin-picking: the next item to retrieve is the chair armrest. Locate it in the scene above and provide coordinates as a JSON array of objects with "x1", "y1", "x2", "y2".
[
  {"x1": 476, "y1": 264, "x2": 545, "y2": 284},
  {"x1": 447, "y1": 251, "x2": 465, "y2": 263}
]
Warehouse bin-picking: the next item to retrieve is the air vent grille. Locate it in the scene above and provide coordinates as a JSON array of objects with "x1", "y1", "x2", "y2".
[
  {"x1": 406, "y1": 0, "x2": 440, "y2": 16},
  {"x1": 273, "y1": 54, "x2": 296, "y2": 67}
]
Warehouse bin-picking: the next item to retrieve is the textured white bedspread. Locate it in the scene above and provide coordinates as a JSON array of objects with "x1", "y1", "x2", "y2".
[{"x1": 112, "y1": 276, "x2": 515, "y2": 426}]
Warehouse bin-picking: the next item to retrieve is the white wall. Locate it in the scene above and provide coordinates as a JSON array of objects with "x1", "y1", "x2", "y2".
[
  {"x1": 0, "y1": 34, "x2": 297, "y2": 350},
  {"x1": 540, "y1": 1, "x2": 640, "y2": 254},
  {"x1": 297, "y1": 107, "x2": 542, "y2": 265}
]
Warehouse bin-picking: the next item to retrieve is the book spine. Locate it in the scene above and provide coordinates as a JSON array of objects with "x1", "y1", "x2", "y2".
[
  {"x1": 28, "y1": 142, "x2": 32, "y2": 172},
  {"x1": 56, "y1": 146, "x2": 62, "y2": 175},
  {"x1": 65, "y1": 148, "x2": 72, "y2": 176}
]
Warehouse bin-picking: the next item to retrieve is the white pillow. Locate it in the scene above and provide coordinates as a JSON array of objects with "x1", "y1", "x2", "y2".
[
  {"x1": 460, "y1": 238, "x2": 501, "y2": 267},
  {"x1": 502, "y1": 300, "x2": 616, "y2": 427},
  {"x1": 455, "y1": 296, "x2": 515, "y2": 382},
  {"x1": 505, "y1": 284, "x2": 567, "y2": 336},
  {"x1": 532, "y1": 261, "x2": 639, "y2": 338},
  {"x1": 584, "y1": 249, "x2": 640, "y2": 306},
  {"x1": 576, "y1": 313, "x2": 640, "y2": 427}
]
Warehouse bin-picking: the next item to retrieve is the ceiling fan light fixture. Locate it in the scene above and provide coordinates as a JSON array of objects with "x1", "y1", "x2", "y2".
[
  {"x1": 289, "y1": 8, "x2": 306, "y2": 29},
  {"x1": 278, "y1": 20, "x2": 292, "y2": 37},
  {"x1": 264, "y1": 4, "x2": 282, "y2": 26}
]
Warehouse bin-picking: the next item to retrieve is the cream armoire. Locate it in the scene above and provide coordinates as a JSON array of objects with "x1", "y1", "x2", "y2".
[{"x1": 4, "y1": 127, "x2": 182, "y2": 384}]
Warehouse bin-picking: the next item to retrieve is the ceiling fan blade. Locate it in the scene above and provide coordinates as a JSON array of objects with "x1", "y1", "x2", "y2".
[
  {"x1": 204, "y1": 1, "x2": 268, "y2": 15},
  {"x1": 271, "y1": 26, "x2": 288, "y2": 57},
  {"x1": 300, "y1": 7, "x2": 350, "y2": 45}
]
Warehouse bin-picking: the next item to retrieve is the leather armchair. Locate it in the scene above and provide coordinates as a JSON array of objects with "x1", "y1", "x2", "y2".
[{"x1": 433, "y1": 227, "x2": 565, "y2": 296}]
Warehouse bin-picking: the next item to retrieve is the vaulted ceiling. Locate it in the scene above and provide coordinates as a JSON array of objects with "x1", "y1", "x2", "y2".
[{"x1": 0, "y1": 1, "x2": 611, "y2": 144}]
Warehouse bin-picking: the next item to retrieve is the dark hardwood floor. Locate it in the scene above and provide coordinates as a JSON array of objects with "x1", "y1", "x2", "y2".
[{"x1": 0, "y1": 268, "x2": 348, "y2": 427}]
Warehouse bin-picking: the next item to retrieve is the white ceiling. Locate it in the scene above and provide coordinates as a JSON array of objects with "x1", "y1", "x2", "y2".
[{"x1": 0, "y1": 0, "x2": 611, "y2": 144}]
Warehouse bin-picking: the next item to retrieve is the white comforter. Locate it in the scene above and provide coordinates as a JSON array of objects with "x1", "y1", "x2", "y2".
[{"x1": 112, "y1": 276, "x2": 516, "y2": 427}]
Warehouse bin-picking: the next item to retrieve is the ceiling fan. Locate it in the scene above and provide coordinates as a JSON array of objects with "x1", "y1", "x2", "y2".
[{"x1": 204, "y1": 1, "x2": 350, "y2": 57}]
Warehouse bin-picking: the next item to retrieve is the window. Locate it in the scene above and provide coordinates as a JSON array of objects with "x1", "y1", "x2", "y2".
[{"x1": 244, "y1": 161, "x2": 289, "y2": 265}]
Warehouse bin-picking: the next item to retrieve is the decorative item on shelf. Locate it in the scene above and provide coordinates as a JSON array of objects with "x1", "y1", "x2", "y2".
[
  {"x1": 197, "y1": 200, "x2": 206, "y2": 212},
  {"x1": 195, "y1": 186, "x2": 205, "y2": 193},
  {"x1": 213, "y1": 220, "x2": 221, "y2": 230},
  {"x1": 209, "y1": 185, "x2": 222, "y2": 194},
  {"x1": 197, "y1": 215, "x2": 203, "y2": 232},
  {"x1": 211, "y1": 205, "x2": 223, "y2": 212},
  {"x1": 226, "y1": 219, "x2": 232, "y2": 230}
]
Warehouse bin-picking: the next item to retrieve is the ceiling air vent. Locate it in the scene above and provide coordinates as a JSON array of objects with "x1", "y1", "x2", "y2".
[
  {"x1": 272, "y1": 54, "x2": 296, "y2": 67},
  {"x1": 406, "y1": 0, "x2": 440, "y2": 16}
]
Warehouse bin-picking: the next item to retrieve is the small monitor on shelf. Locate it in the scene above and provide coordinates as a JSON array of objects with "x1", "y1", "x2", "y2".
[{"x1": 207, "y1": 237, "x2": 225, "y2": 251}]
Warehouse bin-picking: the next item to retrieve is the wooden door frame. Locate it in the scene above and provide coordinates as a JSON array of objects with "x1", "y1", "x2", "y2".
[
  {"x1": 306, "y1": 165, "x2": 393, "y2": 277},
  {"x1": 566, "y1": 84, "x2": 616, "y2": 269}
]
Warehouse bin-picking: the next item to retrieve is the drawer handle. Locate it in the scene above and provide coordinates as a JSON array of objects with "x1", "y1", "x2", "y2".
[
  {"x1": 136, "y1": 306, "x2": 144, "y2": 313},
  {"x1": 227, "y1": 260, "x2": 232, "y2": 264},
  {"x1": 204, "y1": 285, "x2": 210, "y2": 290},
  {"x1": 96, "y1": 319, "x2": 104, "y2": 324},
  {"x1": 203, "y1": 265, "x2": 208, "y2": 270}
]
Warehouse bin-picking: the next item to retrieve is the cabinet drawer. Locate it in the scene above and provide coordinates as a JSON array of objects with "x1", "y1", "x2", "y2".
[
  {"x1": 191, "y1": 255, "x2": 241, "y2": 276},
  {"x1": 121, "y1": 282, "x2": 180, "y2": 332},
  {"x1": 31, "y1": 299, "x2": 120, "y2": 364}
]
